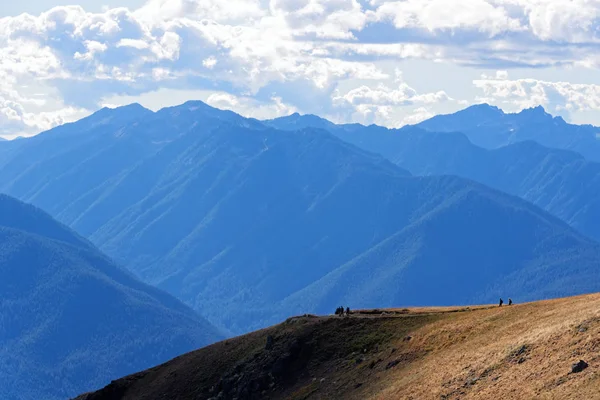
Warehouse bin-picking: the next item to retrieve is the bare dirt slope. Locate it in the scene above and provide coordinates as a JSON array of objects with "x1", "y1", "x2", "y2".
[{"x1": 77, "y1": 293, "x2": 600, "y2": 400}]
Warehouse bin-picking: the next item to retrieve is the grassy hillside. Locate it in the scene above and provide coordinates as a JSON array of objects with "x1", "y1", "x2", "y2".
[{"x1": 78, "y1": 293, "x2": 600, "y2": 400}]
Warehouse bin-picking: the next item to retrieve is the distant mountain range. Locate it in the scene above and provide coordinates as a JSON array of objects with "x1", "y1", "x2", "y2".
[
  {"x1": 266, "y1": 112, "x2": 600, "y2": 243},
  {"x1": 2, "y1": 102, "x2": 600, "y2": 336},
  {"x1": 0, "y1": 195, "x2": 222, "y2": 400},
  {"x1": 416, "y1": 104, "x2": 600, "y2": 162}
]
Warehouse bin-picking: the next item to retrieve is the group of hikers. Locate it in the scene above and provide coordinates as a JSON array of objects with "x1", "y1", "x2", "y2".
[
  {"x1": 334, "y1": 306, "x2": 351, "y2": 316},
  {"x1": 499, "y1": 298, "x2": 514, "y2": 307}
]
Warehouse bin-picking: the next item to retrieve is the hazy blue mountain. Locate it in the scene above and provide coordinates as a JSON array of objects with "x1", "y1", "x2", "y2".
[
  {"x1": 2, "y1": 102, "x2": 600, "y2": 336},
  {"x1": 267, "y1": 113, "x2": 600, "y2": 243},
  {"x1": 377, "y1": 129, "x2": 600, "y2": 243},
  {"x1": 0, "y1": 101, "x2": 265, "y2": 227},
  {"x1": 281, "y1": 175, "x2": 600, "y2": 313},
  {"x1": 265, "y1": 112, "x2": 338, "y2": 131},
  {"x1": 0, "y1": 195, "x2": 222, "y2": 400},
  {"x1": 265, "y1": 112, "x2": 365, "y2": 136},
  {"x1": 416, "y1": 104, "x2": 600, "y2": 161}
]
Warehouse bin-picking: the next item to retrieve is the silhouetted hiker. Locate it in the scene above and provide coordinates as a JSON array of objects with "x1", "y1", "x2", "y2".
[
  {"x1": 508, "y1": 298, "x2": 513, "y2": 306},
  {"x1": 499, "y1": 298, "x2": 504, "y2": 307},
  {"x1": 346, "y1": 307, "x2": 350, "y2": 315}
]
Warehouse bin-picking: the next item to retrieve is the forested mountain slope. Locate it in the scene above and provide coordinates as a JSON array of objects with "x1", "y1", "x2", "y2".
[
  {"x1": 267, "y1": 114, "x2": 600, "y2": 243},
  {"x1": 0, "y1": 195, "x2": 222, "y2": 400}
]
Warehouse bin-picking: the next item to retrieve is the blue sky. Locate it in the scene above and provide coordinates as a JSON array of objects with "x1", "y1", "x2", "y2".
[{"x1": 3, "y1": 0, "x2": 600, "y2": 138}]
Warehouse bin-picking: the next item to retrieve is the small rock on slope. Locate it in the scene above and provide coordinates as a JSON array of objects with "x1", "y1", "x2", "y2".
[{"x1": 571, "y1": 360, "x2": 589, "y2": 374}]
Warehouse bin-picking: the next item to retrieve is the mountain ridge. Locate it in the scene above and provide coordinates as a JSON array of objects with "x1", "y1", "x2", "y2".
[
  {"x1": 267, "y1": 112, "x2": 600, "y2": 243},
  {"x1": 2, "y1": 102, "x2": 600, "y2": 335},
  {"x1": 415, "y1": 103, "x2": 600, "y2": 161}
]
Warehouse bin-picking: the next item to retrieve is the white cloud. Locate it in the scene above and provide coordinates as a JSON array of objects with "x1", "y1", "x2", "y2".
[
  {"x1": 202, "y1": 56, "x2": 218, "y2": 69},
  {"x1": 332, "y1": 70, "x2": 459, "y2": 127},
  {"x1": 400, "y1": 106, "x2": 435, "y2": 125},
  {"x1": 335, "y1": 101, "x2": 437, "y2": 128},
  {"x1": 334, "y1": 83, "x2": 451, "y2": 106},
  {"x1": 117, "y1": 38, "x2": 150, "y2": 49},
  {"x1": 495, "y1": 70, "x2": 509, "y2": 80},
  {"x1": 0, "y1": 3, "x2": 391, "y2": 99},
  {"x1": 334, "y1": 68, "x2": 453, "y2": 108},
  {"x1": 473, "y1": 72, "x2": 600, "y2": 114},
  {"x1": 0, "y1": 87, "x2": 89, "y2": 138},
  {"x1": 4, "y1": 0, "x2": 600, "y2": 137},
  {"x1": 370, "y1": 0, "x2": 524, "y2": 37},
  {"x1": 136, "y1": 0, "x2": 265, "y2": 23},
  {"x1": 206, "y1": 92, "x2": 297, "y2": 119},
  {"x1": 510, "y1": 0, "x2": 600, "y2": 43},
  {"x1": 74, "y1": 40, "x2": 108, "y2": 61},
  {"x1": 367, "y1": 0, "x2": 600, "y2": 44},
  {"x1": 270, "y1": 0, "x2": 368, "y2": 39}
]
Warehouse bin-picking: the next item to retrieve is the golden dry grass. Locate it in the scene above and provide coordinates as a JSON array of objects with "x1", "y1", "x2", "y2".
[{"x1": 368, "y1": 293, "x2": 600, "y2": 400}]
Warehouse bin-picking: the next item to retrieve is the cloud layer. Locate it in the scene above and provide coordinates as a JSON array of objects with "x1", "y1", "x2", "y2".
[{"x1": 4, "y1": 0, "x2": 600, "y2": 137}]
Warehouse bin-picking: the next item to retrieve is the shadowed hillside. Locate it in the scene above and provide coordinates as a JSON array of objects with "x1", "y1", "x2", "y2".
[
  {"x1": 77, "y1": 293, "x2": 600, "y2": 400},
  {"x1": 0, "y1": 195, "x2": 222, "y2": 400}
]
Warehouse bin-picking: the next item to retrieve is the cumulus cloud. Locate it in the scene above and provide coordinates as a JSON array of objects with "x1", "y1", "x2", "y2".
[
  {"x1": 206, "y1": 92, "x2": 297, "y2": 119},
  {"x1": 332, "y1": 69, "x2": 458, "y2": 127},
  {"x1": 74, "y1": 40, "x2": 108, "y2": 61},
  {"x1": 0, "y1": 3, "x2": 389, "y2": 98},
  {"x1": 509, "y1": 0, "x2": 600, "y2": 43},
  {"x1": 367, "y1": 0, "x2": 600, "y2": 44},
  {"x1": 473, "y1": 70, "x2": 600, "y2": 115},
  {"x1": 400, "y1": 107, "x2": 435, "y2": 125},
  {"x1": 334, "y1": 83, "x2": 451, "y2": 107},
  {"x1": 0, "y1": 88, "x2": 88, "y2": 138},
  {"x1": 270, "y1": 0, "x2": 368, "y2": 39},
  {"x1": 334, "y1": 68, "x2": 452, "y2": 107},
  {"x1": 136, "y1": 0, "x2": 266, "y2": 23},
  {"x1": 370, "y1": 0, "x2": 524, "y2": 37},
  {"x1": 4, "y1": 0, "x2": 600, "y2": 137}
]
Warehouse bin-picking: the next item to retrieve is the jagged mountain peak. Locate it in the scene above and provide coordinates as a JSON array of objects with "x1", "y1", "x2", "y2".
[
  {"x1": 516, "y1": 105, "x2": 551, "y2": 119},
  {"x1": 416, "y1": 103, "x2": 600, "y2": 159},
  {"x1": 91, "y1": 102, "x2": 153, "y2": 120},
  {"x1": 462, "y1": 102, "x2": 504, "y2": 115}
]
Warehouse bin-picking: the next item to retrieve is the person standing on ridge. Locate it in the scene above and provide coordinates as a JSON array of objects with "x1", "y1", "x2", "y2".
[
  {"x1": 499, "y1": 298, "x2": 504, "y2": 307},
  {"x1": 508, "y1": 298, "x2": 513, "y2": 306}
]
